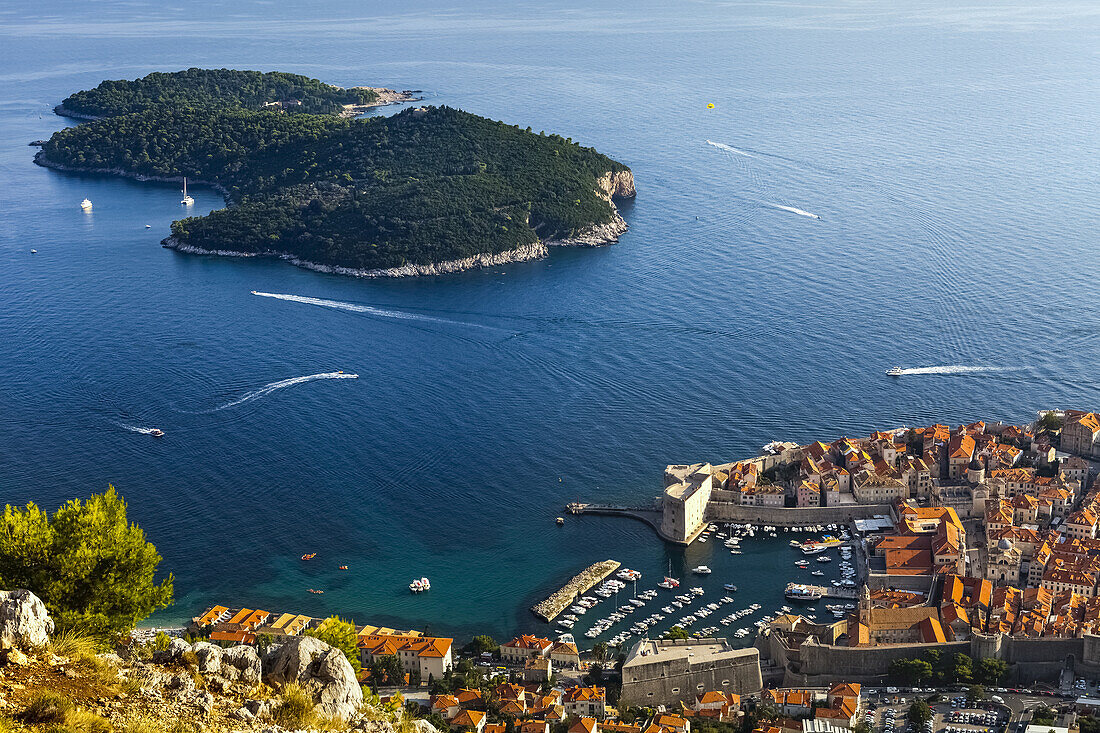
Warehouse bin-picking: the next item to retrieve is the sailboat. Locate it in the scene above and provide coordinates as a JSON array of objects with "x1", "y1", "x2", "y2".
[
  {"x1": 180, "y1": 177, "x2": 194, "y2": 206},
  {"x1": 658, "y1": 558, "x2": 681, "y2": 589}
]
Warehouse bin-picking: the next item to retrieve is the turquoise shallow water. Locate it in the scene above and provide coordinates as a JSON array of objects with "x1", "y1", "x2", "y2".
[{"x1": 1, "y1": 0, "x2": 1099, "y2": 646}]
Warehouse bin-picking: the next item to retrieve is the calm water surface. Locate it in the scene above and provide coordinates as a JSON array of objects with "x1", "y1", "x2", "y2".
[{"x1": 1, "y1": 0, "x2": 1099, "y2": 644}]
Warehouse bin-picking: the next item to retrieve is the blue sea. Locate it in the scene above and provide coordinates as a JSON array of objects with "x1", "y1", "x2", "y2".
[{"x1": 1, "y1": 0, "x2": 1099, "y2": 645}]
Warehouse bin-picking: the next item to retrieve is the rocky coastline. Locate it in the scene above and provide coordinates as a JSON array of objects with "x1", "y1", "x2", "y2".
[
  {"x1": 33, "y1": 151, "x2": 233, "y2": 203},
  {"x1": 340, "y1": 87, "x2": 422, "y2": 118},
  {"x1": 35, "y1": 146, "x2": 634, "y2": 279},
  {"x1": 161, "y1": 237, "x2": 552, "y2": 278}
]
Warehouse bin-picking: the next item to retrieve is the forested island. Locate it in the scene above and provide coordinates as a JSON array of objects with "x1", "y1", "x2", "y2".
[{"x1": 36, "y1": 68, "x2": 635, "y2": 276}]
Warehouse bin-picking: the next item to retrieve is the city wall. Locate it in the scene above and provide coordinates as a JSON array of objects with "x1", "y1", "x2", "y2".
[
  {"x1": 706, "y1": 502, "x2": 893, "y2": 526},
  {"x1": 761, "y1": 631, "x2": 1100, "y2": 687}
]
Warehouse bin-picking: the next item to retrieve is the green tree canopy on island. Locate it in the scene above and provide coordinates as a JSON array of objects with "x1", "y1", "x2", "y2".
[
  {"x1": 0, "y1": 486, "x2": 173, "y2": 641},
  {"x1": 39, "y1": 70, "x2": 633, "y2": 274},
  {"x1": 59, "y1": 68, "x2": 378, "y2": 118}
]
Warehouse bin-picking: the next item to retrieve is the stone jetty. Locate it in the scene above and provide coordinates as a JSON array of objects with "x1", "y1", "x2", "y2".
[{"x1": 531, "y1": 559, "x2": 621, "y2": 622}]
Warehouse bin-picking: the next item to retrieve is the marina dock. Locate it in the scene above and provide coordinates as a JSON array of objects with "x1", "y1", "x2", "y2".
[
  {"x1": 798, "y1": 583, "x2": 859, "y2": 600},
  {"x1": 531, "y1": 559, "x2": 621, "y2": 622}
]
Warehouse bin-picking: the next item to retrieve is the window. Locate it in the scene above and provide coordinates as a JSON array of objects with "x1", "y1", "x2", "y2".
[
  {"x1": 647, "y1": 693, "x2": 654, "y2": 697},
  {"x1": 672, "y1": 688, "x2": 679, "y2": 694},
  {"x1": 697, "y1": 684, "x2": 705, "y2": 690},
  {"x1": 722, "y1": 680, "x2": 730, "y2": 686}
]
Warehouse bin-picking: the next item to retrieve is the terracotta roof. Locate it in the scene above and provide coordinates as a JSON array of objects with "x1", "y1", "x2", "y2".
[
  {"x1": 504, "y1": 634, "x2": 553, "y2": 651},
  {"x1": 570, "y1": 719, "x2": 598, "y2": 733},
  {"x1": 453, "y1": 710, "x2": 487, "y2": 729}
]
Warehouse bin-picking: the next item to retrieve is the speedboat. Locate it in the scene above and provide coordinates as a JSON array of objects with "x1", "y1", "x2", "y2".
[
  {"x1": 80, "y1": 198, "x2": 92, "y2": 210},
  {"x1": 300, "y1": 553, "x2": 316, "y2": 561},
  {"x1": 886, "y1": 366, "x2": 904, "y2": 376},
  {"x1": 692, "y1": 565, "x2": 712, "y2": 575},
  {"x1": 723, "y1": 583, "x2": 737, "y2": 592},
  {"x1": 148, "y1": 428, "x2": 165, "y2": 437}
]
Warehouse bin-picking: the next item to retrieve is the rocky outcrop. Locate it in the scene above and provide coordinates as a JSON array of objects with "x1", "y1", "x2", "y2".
[
  {"x1": 597, "y1": 169, "x2": 637, "y2": 200},
  {"x1": 154, "y1": 636, "x2": 193, "y2": 664},
  {"x1": 191, "y1": 641, "x2": 224, "y2": 674},
  {"x1": 262, "y1": 636, "x2": 363, "y2": 721},
  {"x1": 0, "y1": 589, "x2": 54, "y2": 650},
  {"x1": 53, "y1": 104, "x2": 104, "y2": 121},
  {"x1": 224, "y1": 644, "x2": 262, "y2": 683},
  {"x1": 544, "y1": 212, "x2": 629, "y2": 248},
  {"x1": 340, "y1": 88, "x2": 422, "y2": 118}
]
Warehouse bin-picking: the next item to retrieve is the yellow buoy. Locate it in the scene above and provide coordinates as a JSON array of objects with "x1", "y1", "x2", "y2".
[{"x1": 706, "y1": 103, "x2": 715, "y2": 109}]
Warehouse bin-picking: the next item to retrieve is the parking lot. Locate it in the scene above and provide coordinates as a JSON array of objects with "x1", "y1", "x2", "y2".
[{"x1": 865, "y1": 695, "x2": 1009, "y2": 733}]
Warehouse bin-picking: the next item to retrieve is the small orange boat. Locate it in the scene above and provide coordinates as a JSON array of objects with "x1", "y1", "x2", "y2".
[
  {"x1": 307, "y1": 588, "x2": 324, "y2": 594},
  {"x1": 301, "y1": 553, "x2": 317, "y2": 561},
  {"x1": 338, "y1": 565, "x2": 348, "y2": 570}
]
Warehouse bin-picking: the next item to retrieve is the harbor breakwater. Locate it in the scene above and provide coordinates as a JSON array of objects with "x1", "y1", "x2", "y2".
[{"x1": 531, "y1": 559, "x2": 620, "y2": 622}]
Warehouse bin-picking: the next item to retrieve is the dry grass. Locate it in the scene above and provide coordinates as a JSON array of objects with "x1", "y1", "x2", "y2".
[
  {"x1": 47, "y1": 628, "x2": 101, "y2": 664},
  {"x1": 19, "y1": 690, "x2": 74, "y2": 725},
  {"x1": 57, "y1": 708, "x2": 112, "y2": 733},
  {"x1": 273, "y1": 683, "x2": 316, "y2": 728}
]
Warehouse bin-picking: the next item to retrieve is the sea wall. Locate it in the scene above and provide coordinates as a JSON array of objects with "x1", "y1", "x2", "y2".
[
  {"x1": 531, "y1": 560, "x2": 621, "y2": 622},
  {"x1": 706, "y1": 502, "x2": 892, "y2": 526}
]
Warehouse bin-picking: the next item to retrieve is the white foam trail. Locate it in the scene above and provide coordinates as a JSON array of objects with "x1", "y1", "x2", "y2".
[
  {"x1": 706, "y1": 139, "x2": 758, "y2": 159},
  {"x1": 893, "y1": 366, "x2": 1013, "y2": 376},
  {"x1": 251, "y1": 291, "x2": 463, "y2": 326},
  {"x1": 119, "y1": 424, "x2": 159, "y2": 435},
  {"x1": 767, "y1": 203, "x2": 820, "y2": 219},
  {"x1": 219, "y1": 372, "x2": 358, "y2": 410}
]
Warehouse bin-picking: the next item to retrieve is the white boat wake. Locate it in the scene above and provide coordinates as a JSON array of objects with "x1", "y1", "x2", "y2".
[
  {"x1": 218, "y1": 372, "x2": 358, "y2": 410},
  {"x1": 251, "y1": 291, "x2": 470, "y2": 326},
  {"x1": 706, "y1": 139, "x2": 758, "y2": 159},
  {"x1": 891, "y1": 366, "x2": 1014, "y2": 376},
  {"x1": 767, "y1": 203, "x2": 820, "y2": 219},
  {"x1": 119, "y1": 424, "x2": 160, "y2": 435}
]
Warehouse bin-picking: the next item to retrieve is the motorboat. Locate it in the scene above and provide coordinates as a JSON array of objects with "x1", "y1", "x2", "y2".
[
  {"x1": 811, "y1": 570, "x2": 825, "y2": 576},
  {"x1": 409, "y1": 576, "x2": 431, "y2": 593},
  {"x1": 723, "y1": 583, "x2": 737, "y2": 592},
  {"x1": 556, "y1": 517, "x2": 565, "y2": 525},
  {"x1": 817, "y1": 555, "x2": 832, "y2": 563},
  {"x1": 785, "y1": 583, "x2": 824, "y2": 601},
  {"x1": 338, "y1": 565, "x2": 348, "y2": 571},
  {"x1": 148, "y1": 428, "x2": 165, "y2": 437},
  {"x1": 692, "y1": 565, "x2": 712, "y2": 575},
  {"x1": 307, "y1": 588, "x2": 323, "y2": 594},
  {"x1": 300, "y1": 553, "x2": 316, "y2": 561},
  {"x1": 80, "y1": 198, "x2": 92, "y2": 210},
  {"x1": 181, "y1": 177, "x2": 195, "y2": 206},
  {"x1": 886, "y1": 366, "x2": 904, "y2": 376}
]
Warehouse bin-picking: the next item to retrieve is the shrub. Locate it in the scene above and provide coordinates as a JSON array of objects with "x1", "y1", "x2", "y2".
[
  {"x1": 305, "y1": 616, "x2": 362, "y2": 674},
  {"x1": 19, "y1": 691, "x2": 74, "y2": 725},
  {"x1": 0, "y1": 486, "x2": 174, "y2": 641},
  {"x1": 180, "y1": 650, "x2": 199, "y2": 669},
  {"x1": 275, "y1": 683, "x2": 316, "y2": 728}
]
